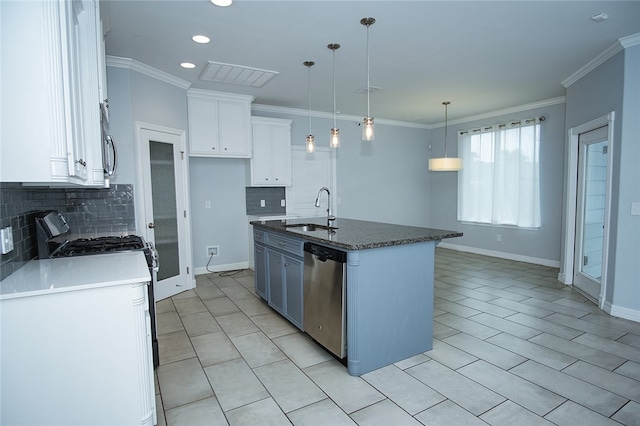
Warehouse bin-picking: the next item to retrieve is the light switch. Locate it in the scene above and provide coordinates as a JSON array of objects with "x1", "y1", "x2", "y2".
[
  {"x1": 632, "y1": 202, "x2": 640, "y2": 216},
  {"x1": 281, "y1": 199, "x2": 286, "y2": 207},
  {"x1": 260, "y1": 200, "x2": 266, "y2": 207},
  {"x1": 205, "y1": 201, "x2": 211, "y2": 209}
]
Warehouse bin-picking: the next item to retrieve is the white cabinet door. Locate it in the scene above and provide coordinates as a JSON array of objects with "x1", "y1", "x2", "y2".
[
  {"x1": 250, "y1": 116, "x2": 292, "y2": 186},
  {"x1": 187, "y1": 89, "x2": 254, "y2": 158},
  {"x1": 0, "y1": 0, "x2": 106, "y2": 186}
]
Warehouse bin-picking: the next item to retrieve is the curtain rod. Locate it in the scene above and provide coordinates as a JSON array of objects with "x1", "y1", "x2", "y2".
[{"x1": 459, "y1": 116, "x2": 545, "y2": 135}]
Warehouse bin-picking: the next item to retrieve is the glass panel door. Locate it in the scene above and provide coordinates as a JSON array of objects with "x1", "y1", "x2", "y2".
[
  {"x1": 574, "y1": 126, "x2": 608, "y2": 301},
  {"x1": 580, "y1": 140, "x2": 607, "y2": 281},
  {"x1": 149, "y1": 141, "x2": 180, "y2": 281}
]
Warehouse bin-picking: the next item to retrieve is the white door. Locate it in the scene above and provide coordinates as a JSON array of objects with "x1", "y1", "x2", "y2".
[
  {"x1": 573, "y1": 125, "x2": 608, "y2": 302},
  {"x1": 138, "y1": 124, "x2": 193, "y2": 300},
  {"x1": 286, "y1": 147, "x2": 336, "y2": 217}
]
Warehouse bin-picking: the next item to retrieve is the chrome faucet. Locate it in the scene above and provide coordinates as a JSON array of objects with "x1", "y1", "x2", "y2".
[{"x1": 315, "y1": 187, "x2": 336, "y2": 225}]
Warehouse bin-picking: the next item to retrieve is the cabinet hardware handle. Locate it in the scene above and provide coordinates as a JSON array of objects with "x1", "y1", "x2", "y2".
[
  {"x1": 148, "y1": 223, "x2": 155, "y2": 229},
  {"x1": 75, "y1": 159, "x2": 86, "y2": 167},
  {"x1": 279, "y1": 242, "x2": 286, "y2": 246},
  {"x1": 284, "y1": 263, "x2": 289, "y2": 267},
  {"x1": 224, "y1": 147, "x2": 228, "y2": 150}
]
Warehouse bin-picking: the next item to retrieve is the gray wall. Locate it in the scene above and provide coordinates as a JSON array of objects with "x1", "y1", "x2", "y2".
[
  {"x1": 190, "y1": 157, "x2": 249, "y2": 269},
  {"x1": 564, "y1": 46, "x2": 640, "y2": 314},
  {"x1": 254, "y1": 109, "x2": 432, "y2": 227},
  {"x1": 429, "y1": 102, "x2": 566, "y2": 264}
]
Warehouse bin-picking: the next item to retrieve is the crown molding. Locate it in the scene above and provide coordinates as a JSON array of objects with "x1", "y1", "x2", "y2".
[
  {"x1": 251, "y1": 104, "x2": 431, "y2": 129},
  {"x1": 434, "y1": 96, "x2": 566, "y2": 128},
  {"x1": 106, "y1": 56, "x2": 191, "y2": 90},
  {"x1": 562, "y1": 32, "x2": 640, "y2": 88}
]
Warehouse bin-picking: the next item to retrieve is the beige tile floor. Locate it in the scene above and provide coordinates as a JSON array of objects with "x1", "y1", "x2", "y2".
[{"x1": 153, "y1": 248, "x2": 640, "y2": 425}]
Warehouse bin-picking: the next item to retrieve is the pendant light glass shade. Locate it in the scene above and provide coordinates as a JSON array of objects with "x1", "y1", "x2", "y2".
[
  {"x1": 304, "y1": 61, "x2": 315, "y2": 153},
  {"x1": 362, "y1": 116, "x2": 374, "y2": 141},
  {"x1": 361, "y1": 17, "x2": 375, "y2": 142},
  {"x1": 330, "y1": 128, "x2": 340, "y2": 148},
  {"x1": 306, "y1": 135, "x2": 315, "y2": 153},
  {"x1": 429, "y1": 101, "x2": 463, "y2": 171},
  {"x1": 328, "y1": 43, "x2": 340, "y2": 148}
]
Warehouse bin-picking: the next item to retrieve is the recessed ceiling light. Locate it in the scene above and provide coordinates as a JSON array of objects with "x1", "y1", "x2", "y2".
[
  {"x1": 192, "y1": 35, "x2": 210, "y2": 44},
  {"x1": 211, "y1": 0, "x2": 232, "y2": 7},
  {"x1": 181, "y1": 62, "x2": 196, "y2": 69}
]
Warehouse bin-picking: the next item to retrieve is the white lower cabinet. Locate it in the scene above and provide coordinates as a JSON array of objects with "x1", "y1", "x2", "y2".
[
  {"x1": 250, "y1": 117, "x2": 292, "y2": 186},
  {"x1": 0, "y1": 253, "x2": 155, "y2": 426}
]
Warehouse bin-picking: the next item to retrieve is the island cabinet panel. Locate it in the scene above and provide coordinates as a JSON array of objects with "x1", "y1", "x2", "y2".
[
  {"x1": 254, "y1": 244, "x2": 267, "y2": 299},
  {"x1": 253, "y1": 230, "x2": 304, "y2": 330},
  {"x1": 345, "y1": 241, "x2": 435, "y2": 376},
  {"x1": 187, "y1": 89, "x2": 254, "y2": 158},
  {"x1": 283, "y1": 254, "x2": 304, "y2": 328},
  {"x1": 267, "y1": 248, "x2": 286, "y2": 315}
]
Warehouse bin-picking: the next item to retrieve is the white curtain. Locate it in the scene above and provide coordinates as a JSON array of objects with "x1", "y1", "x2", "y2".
[{"x1": 457, "y1": 120, "x2": 541, "y2": 228}]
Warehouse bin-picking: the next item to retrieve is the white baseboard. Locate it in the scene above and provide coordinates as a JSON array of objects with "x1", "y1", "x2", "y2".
[
  {"x1": 437, "y1": 242, "x2": 561, "y2": 268},
  {"x1": 194, "y1": 261, "x2": 249, "y2": 276},
  {"x1": 603, "y1": 301, "x2": 640, "y2": 323}
]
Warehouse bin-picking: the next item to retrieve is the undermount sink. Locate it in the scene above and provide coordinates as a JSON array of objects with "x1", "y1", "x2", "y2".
[{"x1": 285, "y1": 223, "x2": 338, "y2": 232}]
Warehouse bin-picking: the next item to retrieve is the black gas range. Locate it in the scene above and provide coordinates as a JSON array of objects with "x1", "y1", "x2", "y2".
[{"x1": 35, "y1": 210, "x2": 159, "y2": 369}]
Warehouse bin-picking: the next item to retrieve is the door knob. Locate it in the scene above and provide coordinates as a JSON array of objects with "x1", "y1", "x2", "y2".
[{"x1": 148, "y1": 223, "x2": 155, "y2": 229}]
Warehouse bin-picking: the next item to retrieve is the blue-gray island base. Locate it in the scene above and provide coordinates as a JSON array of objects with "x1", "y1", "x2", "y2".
[{"x1": 250, "y1": 217, "x2": 462, "y2": 376}]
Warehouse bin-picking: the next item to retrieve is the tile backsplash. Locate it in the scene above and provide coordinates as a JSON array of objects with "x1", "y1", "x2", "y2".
[
  {"x1": 0, "y1": 184, "x2": 136, "y2": 280},
  {"x1": 245, "y1": 187, "x2": 286, "y2": 216}
]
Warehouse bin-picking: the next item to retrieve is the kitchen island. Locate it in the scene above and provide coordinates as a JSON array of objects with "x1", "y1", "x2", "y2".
[{"x1": 251, "y1": 217, "x2": 462, "y2": 376}]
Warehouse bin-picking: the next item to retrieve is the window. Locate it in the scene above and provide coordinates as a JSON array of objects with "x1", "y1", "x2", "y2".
[{"x1": 457, "y1": 119, "x2": 541, "y2": 228}]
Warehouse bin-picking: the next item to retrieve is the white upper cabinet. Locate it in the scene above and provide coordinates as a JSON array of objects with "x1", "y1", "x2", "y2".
[
  {"x1": 250, "y1": 117, "x2": 292, "y2": 186},
  {"x1": 0, "y1": 0, "x2": 108, "y2": 186},
  {"x1": 187, "y1": 89, "x2": 255, "y2": 158}
]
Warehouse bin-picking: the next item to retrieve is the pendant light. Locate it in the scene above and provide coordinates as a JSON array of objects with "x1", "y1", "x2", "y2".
[
  {"x1": 429, "y1": 101, "x2": 463, "y2": 171},
  {"x1": 304, "y1": 61, "x2": 315, "y2": 153},
  {"x1": 328, "y1": 43, "x2": 341, "y2": 148},
  {"x1": 360, "y1": 17, "x2": 375, "y2": 141}
]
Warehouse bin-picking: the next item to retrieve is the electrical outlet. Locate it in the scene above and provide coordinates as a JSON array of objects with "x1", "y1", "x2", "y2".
[
  {"x1": 281, "y1": 199, "x2": 286, "y2": 207},
  {"x1": 260, "y1": 200, "x2": 266, "y2": 208},
  {"x1": 1, "y1": 226, "x2": 14, "y2": 254},
  {"x1": 206, "y1": 245, "x2": 219, "y2": 257},
  {"x1": 205, "y1": 200, "x2": 211, "y2": 209},
  {"x1": 632, "y1": 202, "x2": 640, "y2": 216}
]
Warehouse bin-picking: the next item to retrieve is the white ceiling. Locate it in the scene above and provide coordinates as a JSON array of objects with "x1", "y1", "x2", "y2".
[{"x1": 104, "y1": 0, "x2": 640, "y2": 125}]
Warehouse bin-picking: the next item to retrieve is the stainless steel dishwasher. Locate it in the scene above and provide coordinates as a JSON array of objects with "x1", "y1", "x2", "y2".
[{"x1": 303, "y1": 242, "x2": 347, "y2": 358}]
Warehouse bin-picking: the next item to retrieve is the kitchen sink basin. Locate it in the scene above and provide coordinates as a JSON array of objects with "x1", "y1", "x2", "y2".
[{"x1": 285, "y1": 223, "x2": 338, "y2": 232}]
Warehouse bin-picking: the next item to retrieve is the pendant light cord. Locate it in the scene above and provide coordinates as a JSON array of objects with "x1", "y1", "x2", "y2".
[
  {"x1": 332, "y1": 48, "x2": 337, "y2": 128},
  {"x1": 366, "y1": 24, "x2": 371, "y2": 118},
  {"x1": 443, "y1": 101, "x2": 450, "y2": 158}
]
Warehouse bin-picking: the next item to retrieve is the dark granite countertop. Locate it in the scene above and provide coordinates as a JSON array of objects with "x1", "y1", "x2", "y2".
[{"x1": 250, "y1": 217, "x2": 462, "y2": 251}]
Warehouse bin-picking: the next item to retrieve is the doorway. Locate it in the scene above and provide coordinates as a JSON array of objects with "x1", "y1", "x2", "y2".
[
  {"x1": 136, "y1": 122, "x2": 194, "y2": 300},
  {"x1": 561, "y1": 112, "x2": 614, "y2": 309},
  {"x1": 574, "y1": 126, "x2": 608, "y2": 301}
]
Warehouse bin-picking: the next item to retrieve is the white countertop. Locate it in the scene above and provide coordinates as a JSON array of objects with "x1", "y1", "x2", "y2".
[{"x1": 0, "y1": 251, "x2": 150, "y2": 300}]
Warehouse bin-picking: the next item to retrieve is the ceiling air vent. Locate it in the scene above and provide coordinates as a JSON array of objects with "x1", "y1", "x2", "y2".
[{"x1": 199, "y1": 61, "x2": 279, "y2": 87}]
